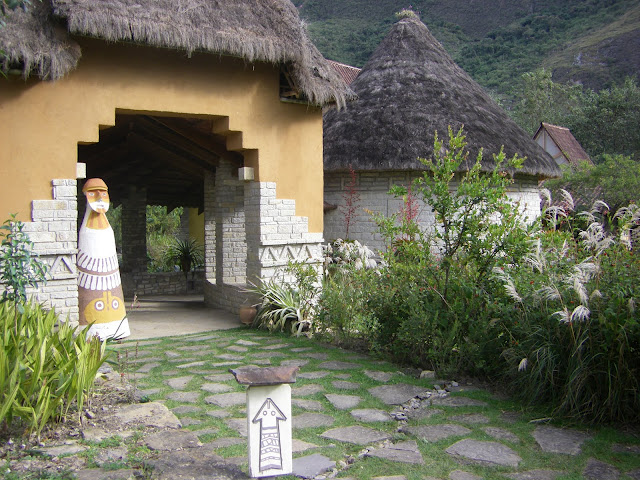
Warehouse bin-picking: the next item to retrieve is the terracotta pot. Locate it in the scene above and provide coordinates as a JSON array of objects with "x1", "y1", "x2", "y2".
[{"x1": 239, "y1": 306, "x2": 257, "y2": 325}]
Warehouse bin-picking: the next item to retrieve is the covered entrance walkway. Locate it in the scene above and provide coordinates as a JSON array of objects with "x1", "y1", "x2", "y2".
[{"x1": 125, "y1": 294, "x2": 240, "y2": 341}]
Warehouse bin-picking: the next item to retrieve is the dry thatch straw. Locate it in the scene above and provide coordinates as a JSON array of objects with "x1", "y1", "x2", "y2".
[
  {"x1": 0, "y1": 1, "x2": 81, "y2": 80},
  {"x1": 323, "y1": 15, "x2": 561, "y2": 178},
  {"x1": 1, "y1": 0, "x2": 352, "y2": 107}
]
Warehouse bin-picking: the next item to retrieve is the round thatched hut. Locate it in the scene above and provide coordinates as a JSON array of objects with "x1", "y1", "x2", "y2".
[{"x1": 323, "y1": 13, "x2": 561, "y2": 252}]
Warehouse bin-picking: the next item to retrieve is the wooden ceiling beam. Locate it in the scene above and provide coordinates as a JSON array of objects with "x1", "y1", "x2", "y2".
[
  {"x1": 126, "y1": 133, "x2": 213, "y2": 177},
  {"x1": 142, "y1": 116, "x2": 244, "y2": 165},
  {"x1": 133, "y1": 117, "x2": 221, "y2": 166}
]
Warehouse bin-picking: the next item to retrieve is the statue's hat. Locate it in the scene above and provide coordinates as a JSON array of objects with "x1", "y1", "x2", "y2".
[{"x1": 82, "y1": 178, "x2": 108, "y2": 193}]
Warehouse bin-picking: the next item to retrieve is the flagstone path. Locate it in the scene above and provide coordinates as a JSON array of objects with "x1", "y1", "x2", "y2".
[{"x1": 8, "y1": 330, "x2": 639, "y2": 480}]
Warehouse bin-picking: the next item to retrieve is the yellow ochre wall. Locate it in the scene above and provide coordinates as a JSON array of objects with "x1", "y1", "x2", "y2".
[
  {"x1": 0, "y1": 39, "x2": 324, "y2": 232},
  {"x1": 188, "y1": 208, "x2": 205, "y2": 247}
]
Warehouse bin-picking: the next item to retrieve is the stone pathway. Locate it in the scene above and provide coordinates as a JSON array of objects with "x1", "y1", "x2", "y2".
[{"x1": 7, "y1": 330, "x2": 639, "y2": 480}]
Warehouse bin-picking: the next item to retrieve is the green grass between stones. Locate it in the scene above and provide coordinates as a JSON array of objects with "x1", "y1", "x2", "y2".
[{"x1": 106, "y1": 328, "x2": 640, "y2": 480}]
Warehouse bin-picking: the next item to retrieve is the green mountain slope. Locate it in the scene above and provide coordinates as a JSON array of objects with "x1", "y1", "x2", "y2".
[
  {"x1": 298, "y1": 0, "x2": 639, "y2": 97},
  {"x1": 544, "y1": 4, "x2": 640, "y2": 90}
]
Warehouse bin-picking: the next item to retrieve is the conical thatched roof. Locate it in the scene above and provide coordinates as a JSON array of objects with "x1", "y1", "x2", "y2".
[
  {"x1": 0, "y1": 0, "x2": 352, "y2": 107},
  {"x1": 324, "y1": 15, "x2": 561, "y2": 178}
]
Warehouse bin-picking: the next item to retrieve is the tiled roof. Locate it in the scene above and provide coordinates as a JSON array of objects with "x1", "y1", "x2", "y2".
[
  {"x1": 327, "y1": 60, "x2": 361, "y2": 85},
  {"x1": 535, "y1": 122, "x2": 592, "y2": 166}
]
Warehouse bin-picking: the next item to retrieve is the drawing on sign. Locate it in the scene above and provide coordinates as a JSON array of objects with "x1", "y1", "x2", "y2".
[{"x1": 252, "y1": 397, "x2": 286, "y2": 471}]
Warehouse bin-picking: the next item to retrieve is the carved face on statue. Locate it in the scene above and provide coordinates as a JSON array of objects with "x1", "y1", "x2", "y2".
[
  {"x1": 86, "y1": 189, "x2": 110, "y2": 213},
  {"x1": 82, "y1": 178, "x2": 110, "y2": 213}
]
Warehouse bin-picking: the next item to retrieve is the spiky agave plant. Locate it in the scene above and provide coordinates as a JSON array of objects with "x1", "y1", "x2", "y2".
[
  {"x1": 249, "y1": 279, "x2": 308, "y2": 336},
  {"x1": 164, "y1": 238, "x2": 203, "y2": 282}
]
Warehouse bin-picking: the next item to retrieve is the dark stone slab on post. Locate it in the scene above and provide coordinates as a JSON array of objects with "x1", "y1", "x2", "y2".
[{"x1": 230, "y1": 366, "x2": 299, "y2": 385}]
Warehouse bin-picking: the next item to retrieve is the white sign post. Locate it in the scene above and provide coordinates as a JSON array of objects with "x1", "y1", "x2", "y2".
[{"x1": 230, "y1": 366, "x2": 299, "y2": 478}]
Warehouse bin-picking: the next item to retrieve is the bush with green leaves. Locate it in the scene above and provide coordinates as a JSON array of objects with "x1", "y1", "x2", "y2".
[
  {"x1": 1, "y1": 301, "x2": 107, "y2": 437},
  {"x1": 495, "y1": 195, "x2": 640, "y2": 423},
  {"x1": 162, "y1": 237, "x2": 204, "y2": 278},
  {"x1": 363, "y1": 128, "x2": 533, "y2": 375},
  {"x1": 317, "y1": 128, "x2": 533, "y2": 376},
  {"x1": 544, "y1": 154, "x2": 640, "y2": 214},
  {"x1": 314, "y1": 258, "x2": 377, "y2": 348},
  {"x1": 1, "y1": 214, "x2": 107, "y2": 437},
  {"x1": 324, "y1": 238, "x2": 377, "y2": 272},
  {"x1": 1, "y1": 213, "x2": 49, "y2": 313},
  {"x1": 316, "y1": 238, "x2": 378, "y2": 346}
]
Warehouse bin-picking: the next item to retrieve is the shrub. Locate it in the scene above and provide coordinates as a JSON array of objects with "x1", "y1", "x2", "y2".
[
  {"x1": 363, "y1": 127, "x2": 532, "y2": 376},
  {"x1": 495, "y1": 196, "x2": 640, "y2": 423},
  {"x1": 0, "y1": 213, "x2": 49, "y2": 313},
  {"x1": 314, "y1": 261, "x2": 376, "y2": 348},
  {"x1": 315, "y1": 238, "x2": 380, "y2": 348},
  {"x1": 250, "y1": 261, "x2": 320, "y2": 336},
  {"x1": 162, "y1": 237, "x2": 204, "y2": 281},
  {"x1": 1, "y1": 214, "x2": 107, "y2": 437},
  {"x1": 147, "y1": 233, "x2": 174, "y2": 272},
  {"x1": 0, "y1": 301, "x2": 107, "y2": 437},
  {"x1": 324, "y1": 238, "x2": 377, "y2": 272}
]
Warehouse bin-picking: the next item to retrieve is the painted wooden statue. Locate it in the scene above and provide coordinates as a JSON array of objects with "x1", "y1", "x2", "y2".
[{"x1": 78, "y1": 178, "x2": 130, "y2": 340}]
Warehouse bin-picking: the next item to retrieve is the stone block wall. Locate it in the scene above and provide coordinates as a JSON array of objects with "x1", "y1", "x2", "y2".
[
  {"x1": 203, "y1": 170, "x2": 217, "y2": 283},
  {"x1": 121, "y1": 186, "x2": 147, "y2": 273},
  {"x1": 324, "y1": 171, "x2": 434, "y2": 254},
  {"x1": 5, "y1": 179, "x2": 80, "y2": 324},
  {"x1": 203, "y1": 163, "x2": 248, "y2": 313},
  {"x1": 204, "y1": 177, "x2": 324, "y2": 314},
  {"x1": 121, "y1": 270, "x2": 204, "y2": 297},
  {"x1": 214, "y1": 162, "x2": 246, "y2": 285},
  {"x1": 506, "y1": 176, "x2": 543, "y2": 223},
  {"x1": 325, "y1": 171, "x2": 542, "y2": 255},
  {"x1": 245, "y1": 181, "x2": 324, "y2": 283}
]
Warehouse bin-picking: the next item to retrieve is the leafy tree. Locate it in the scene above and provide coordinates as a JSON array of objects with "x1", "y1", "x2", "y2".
[
  {"x1": 385, "y1": 127, "x2": 531, "y2": 303},
  {"x1": 512, "y1": 68, "x2": 584, "y2": 135},
  {"x1": 567, "y1": 77, "x2": 640, "y2": 161},
  {"x1": 364, "y1": 127, "x2": 534, "y2": 374},
  {"x1": 146, "y1": 205, "x2": 183, "y2": 237},
  {"x1": 513, "y1": 71, "x2": 640, "y2": 163},
  {"x1": 546, "y1": 154, "x2": 640, "y2": 213}
]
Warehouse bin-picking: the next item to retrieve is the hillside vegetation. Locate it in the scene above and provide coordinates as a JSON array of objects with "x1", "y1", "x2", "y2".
[{"x1": 298, "y1": 0, "x2": 639, "y2": 98}]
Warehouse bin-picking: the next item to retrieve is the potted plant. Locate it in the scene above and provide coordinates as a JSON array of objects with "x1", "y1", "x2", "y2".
[{"x1": 163, "y1": 238, "x2": 204, "y2": 289}]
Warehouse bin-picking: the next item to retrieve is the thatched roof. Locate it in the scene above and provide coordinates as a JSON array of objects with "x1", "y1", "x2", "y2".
[
  {"x1": 324, "y1": 15, "x2": 561, "y2": 178},
  {"x1": 0, "y1": 0, "x2": 352, "y2": 107},
  {"x1": 0, "y1": 1, "x2": 81, "y2": 80}
]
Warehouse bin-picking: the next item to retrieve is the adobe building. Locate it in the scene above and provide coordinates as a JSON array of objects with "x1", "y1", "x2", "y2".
[{"x1": 0, "y1": 0, "x2": 351, "y2": 325}]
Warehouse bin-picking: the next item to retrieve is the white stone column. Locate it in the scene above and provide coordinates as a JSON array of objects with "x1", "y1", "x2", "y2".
[
  {"x1": 244, "y1": 181, "x2": 323, "y2": 286},
  {"x1": 214, "y1": 160, "x2": 246, "y2": 285}
]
